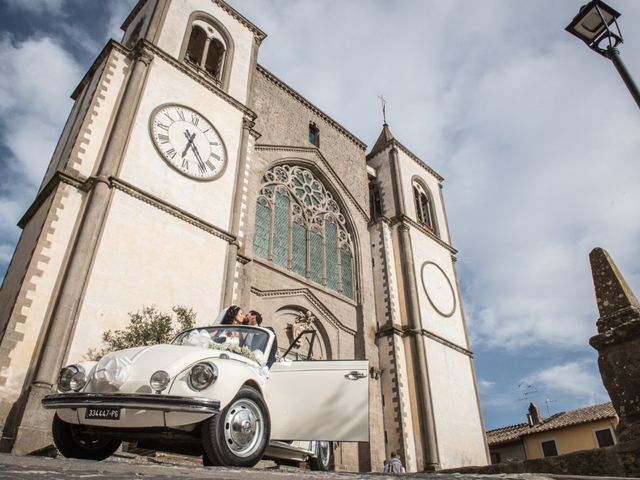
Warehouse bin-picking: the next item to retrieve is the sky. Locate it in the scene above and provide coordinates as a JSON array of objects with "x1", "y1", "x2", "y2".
[{"x1": 0, "y1": 0, "x2": 639, "y2": 431}]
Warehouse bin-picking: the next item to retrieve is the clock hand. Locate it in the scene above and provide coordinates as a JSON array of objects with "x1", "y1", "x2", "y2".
[
  {"x1": 182, "y1": 130, "x2": 207, "y2": 173},
  {"x1": 190, "y1": 143, "x2": 207, "y2": 174},
  {"x1": 182, "y1": 131, "x2": 196, "y2": 158}
]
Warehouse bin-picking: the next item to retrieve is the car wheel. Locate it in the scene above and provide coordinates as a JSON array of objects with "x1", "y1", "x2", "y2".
[
  {"x1": 202, "y1": 452, "x2": 220, "y2": 466},
  {"x1": 52, "y1": 413, "x2": 121, "y2": 461},
  {"x1": 309, "y1": 441, "x2": 333, "y2": 471},
  {"x1": 202, "y1": 385, "x2": 270, "y2": 467}
]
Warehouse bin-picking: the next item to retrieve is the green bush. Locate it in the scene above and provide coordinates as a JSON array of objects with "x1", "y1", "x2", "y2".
[{"x1": 85, "y1": 306, "x2": 196, "y2": 360}]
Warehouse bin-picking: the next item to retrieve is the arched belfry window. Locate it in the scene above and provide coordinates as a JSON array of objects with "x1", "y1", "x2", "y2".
[
  {"x1": 413, "y1": 181, "x2": 438, "y2": 235},
  {"x1": 184, "y1": 19, "x2": 227, "y2": 83},
  {"x1": 253, "y1": 165, "x2": 355, "y2": 299}
]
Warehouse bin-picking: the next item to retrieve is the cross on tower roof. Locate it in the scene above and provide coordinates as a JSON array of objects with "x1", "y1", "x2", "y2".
[{"x1": 378, "y1": 94, "x2": 387, "y2": 125}]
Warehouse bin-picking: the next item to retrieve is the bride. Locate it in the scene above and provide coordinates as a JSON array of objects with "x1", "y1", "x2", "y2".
[{"x1": 213, "y1": 305, "x2": 245, "y2": 345}]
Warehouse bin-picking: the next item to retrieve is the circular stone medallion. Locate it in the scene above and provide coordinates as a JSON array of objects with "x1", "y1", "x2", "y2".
[{"x1": 420, "y1": 261, "x2": 456, "y2": 317}]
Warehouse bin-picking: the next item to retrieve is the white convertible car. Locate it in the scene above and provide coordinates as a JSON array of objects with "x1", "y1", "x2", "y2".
[{"x1": 42, "y1": 326, "x2": 369, "y2": 469}]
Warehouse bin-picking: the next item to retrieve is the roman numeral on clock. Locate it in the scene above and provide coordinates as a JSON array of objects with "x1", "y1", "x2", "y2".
[
  {"x1": 177, "y1": 110, "x2": 185, "y2": 121},
  {"x1": 157, "y1": 134, "x2": 169, "y2": 143},
  {"x1": 191, "y1": 115, "x2": 199, "y2": 126},
  {"x1": 166, "y1": 148, "x2": 176, "y2": 159},
  {"x1": 156, "y1": 123, "x2": 169, "y2": 131}
]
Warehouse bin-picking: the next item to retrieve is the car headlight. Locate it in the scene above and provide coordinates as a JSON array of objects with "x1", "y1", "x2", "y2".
[
  {"x1": 150, "y1": 370, "x2": 171, "y2": 393},
  {"x1": 58, "y1": 365, "x2": 85, "y2": 392},
  {"x1": 188, "y1": 362, "x2": 218, "y2": 391}
]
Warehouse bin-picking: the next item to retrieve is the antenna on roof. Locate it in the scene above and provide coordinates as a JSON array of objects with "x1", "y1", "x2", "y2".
[
  {"x1": 544, "y1": 398, "x2": 558, "y2": 416},
  {"x1": 517, "y1": 382, "x2": 538, "y2": 402},
  {"x1": 378, "y1": 94, "x2": 387, "y2": 125}
]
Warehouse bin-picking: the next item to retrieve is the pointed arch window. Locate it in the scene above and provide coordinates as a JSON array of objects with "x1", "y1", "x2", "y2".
[
  {"x1": 253, "y1": 165, "x2": 355, "y2": 299},
  {"x1": 413, "y1": 181, "x2": 438, "y2": 235},
  {"x1": 183, "y1": 19, "x2": 227, "y2": 84}
]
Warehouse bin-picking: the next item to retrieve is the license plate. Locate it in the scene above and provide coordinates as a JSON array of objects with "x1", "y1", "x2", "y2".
[{"x1": 85, "y1": 407, "x2": 120, "y2": 420}]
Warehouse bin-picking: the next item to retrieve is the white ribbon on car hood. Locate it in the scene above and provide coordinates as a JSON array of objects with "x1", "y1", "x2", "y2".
[{"x1": 94, "y1": 352, "x2": 134, "y2": 388}]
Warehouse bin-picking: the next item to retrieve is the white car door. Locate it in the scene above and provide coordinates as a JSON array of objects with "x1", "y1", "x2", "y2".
[{"x1": 267, "y1": 359, "x2": 369, "y2": 442}]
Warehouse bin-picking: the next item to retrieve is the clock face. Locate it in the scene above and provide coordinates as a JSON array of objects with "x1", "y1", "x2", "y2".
[{"x1": 150, "y1": 105, "x2": 226, "y2": 180}]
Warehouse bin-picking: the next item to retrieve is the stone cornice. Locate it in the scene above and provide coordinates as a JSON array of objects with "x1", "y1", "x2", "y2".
[
  {"x1": 366, "y1": 139, "x2": 444, "y2": 183},
  {"x1": 255, "y1": 65, "x2": 367, "y2": 150},
  {"x1": 250, "y1": 285, "x2": 357, "y2": 335},
  {"x1": 143, "y1": 41, "x2": 256, "y2": 120},
  {"x1": 18, "y1": 170, "x2": 235, "y2": 244},
  {"x1": 388, "y1": 215, "x2": 458, "y2": 255},
  {"x1": 122, "y1": 0, "x2": 267, "y2": 44},
  {"x1": 251, "y1": 257, "x2": 358, "y2": 307},
  {"x1": 71, "y1": 41, "x2": 128, "y2": 100},
  {"x1": 254, "y1": 144, "x2": 370, "y2": 223},
  {"x1": 121, "y1": 0, "x2": 147, "y2": 30},
  {"x1": 110, "y1": 177, "x2": 235, "y2": 243},
  {"x1": 210, "y1": 0, "x2": 267, "y2": 43},
  {"x1": 376, "y1": 323, "x2": 473, "y2": 357},
  {"x1": 18, "y1": 171, "x2": 85, "y2": 228}
]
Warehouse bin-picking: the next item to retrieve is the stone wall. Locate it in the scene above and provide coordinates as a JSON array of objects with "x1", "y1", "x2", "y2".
[{"x1": 444, "y1": 440, "x2": 640, "y2": 477}]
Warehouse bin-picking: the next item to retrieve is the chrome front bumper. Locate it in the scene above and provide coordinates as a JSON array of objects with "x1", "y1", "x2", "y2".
[{"x1": 42, "y1": 393, "x2": 220, "y2": 414}]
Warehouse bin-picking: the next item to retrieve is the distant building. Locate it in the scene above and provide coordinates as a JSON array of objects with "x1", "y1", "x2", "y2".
[{"x1": 487, "y1": 402, "x2": 618, "y2": 464}]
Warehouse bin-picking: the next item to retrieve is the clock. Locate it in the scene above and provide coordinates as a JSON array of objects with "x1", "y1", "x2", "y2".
[{"x1": 150, "y1": 104, "x2": 226, "y2": 180}]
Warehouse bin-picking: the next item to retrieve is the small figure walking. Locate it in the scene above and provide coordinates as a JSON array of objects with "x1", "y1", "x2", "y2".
[{"x1": 387, "y1": 451, "x2": 405, "y2": 474}]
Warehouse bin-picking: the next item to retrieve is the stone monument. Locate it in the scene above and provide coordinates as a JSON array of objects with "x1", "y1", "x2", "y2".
[{"x1": 589, "y1": 247, "x2": 640, "y2": 444}]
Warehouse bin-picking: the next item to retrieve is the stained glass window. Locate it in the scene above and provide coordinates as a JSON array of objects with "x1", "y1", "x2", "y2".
[
  {"x1": 292, "y1": 220, "x2": 306, "y2": 276},
  {"x1": 273, "y1": 190, "x2": 290, "y2": 268},
  {"x1": 253, "y1": 165, "x2": 355, "y2": 298},
  {"x1": 253, "y1": 200, "x2": 270, "y2": 259},
  {"x1": 341, "y1": 247, "x2": 353, "y2": 299},
  {"x1": 325, "y1": 220, "x2": 338, "y2": 290},
  {"x1": 310, "y1": 230, "x2": 324, "y2": 284}
]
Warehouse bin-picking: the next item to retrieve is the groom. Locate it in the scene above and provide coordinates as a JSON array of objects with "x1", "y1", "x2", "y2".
[{"x1": 245, "y1": 310, "x2": 278, "y2": 367}]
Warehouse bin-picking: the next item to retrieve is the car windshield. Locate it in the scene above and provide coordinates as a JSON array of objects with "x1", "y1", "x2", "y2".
[{"x1": 172, "y1": 326, "x2": 271, "y2": 363}]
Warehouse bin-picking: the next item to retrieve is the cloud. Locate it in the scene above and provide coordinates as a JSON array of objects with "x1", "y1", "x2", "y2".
[
  {"x1": 3, "y1": 0, "x2": 65, "y2": 15},
  {"x1": 0, "y1": 244, "x2": 13, "y2": 265},
  {"x1": 238, "y1": 0, "x2": 640, "y2": 358},
  {"x1": 0, "y1": 34, "x2": 81, "y2": 275},
  {"x1": 104, "y1": 0, "x2": 137, "y2": 42},
  {"x1": 477, "y1": 379, "x2": 495, "y2": 391},
  {"x1": 524, "y1": 360, "x2": 609, "y2": 404},
  {"x1": 0, "y1": 35, "x2": 81, "y2": 182}
]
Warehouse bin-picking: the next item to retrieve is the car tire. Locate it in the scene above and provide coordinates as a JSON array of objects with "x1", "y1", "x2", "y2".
[
  {"x1": 52, "y1": 413, "x2": 121, "y2": 461},
  {"x1": 309, "y1": 441, "x2": 333, "y2": 471},
  {"x1": 202, "y1": 452, "x2": 220, "y2": 466},
  {"x1": 202, "y1": 385, "x2": 270, "y2": 468}
]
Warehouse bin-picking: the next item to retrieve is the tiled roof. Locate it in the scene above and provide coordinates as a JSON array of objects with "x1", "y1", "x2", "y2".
[
  {"x1": 368, "y1": 123, "x2": 395, "y2": 158},
  {"x1": 528, "y1": 402, "x2": 616, "y2": 434},
  {"x1": 486, "y1": 402, "x2": 617, "y2": 446},
  {"x1": 486, "y1": 422, "x2": 530, "y2": 446}
]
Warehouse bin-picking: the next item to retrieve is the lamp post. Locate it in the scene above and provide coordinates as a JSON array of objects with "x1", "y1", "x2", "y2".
[{"x1": 566, "y1": 0, "x2": 640, "y2": 109}]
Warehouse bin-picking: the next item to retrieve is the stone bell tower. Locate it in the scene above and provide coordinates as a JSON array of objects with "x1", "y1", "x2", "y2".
[
  {"x1": 367, "y1": 123, "x2": 489, "y2": 470},
  {"x1": 0, "y1": 0, "x2": 265, "y2": 453}
]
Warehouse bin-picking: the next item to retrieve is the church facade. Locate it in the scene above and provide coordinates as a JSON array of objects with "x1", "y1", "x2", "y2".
[{"x1": 0, "y1": 0, "x2": 488, "y2": 471}]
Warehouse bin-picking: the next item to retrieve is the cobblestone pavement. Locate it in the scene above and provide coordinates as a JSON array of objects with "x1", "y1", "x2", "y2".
[{"x1": 0, "y1": 453, "x2": 623, "y2": 480}]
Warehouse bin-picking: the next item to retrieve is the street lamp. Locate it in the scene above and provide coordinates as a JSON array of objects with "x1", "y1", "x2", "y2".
[{"x1": 566, "y1": 0, "x2": 640, "y2": 109}]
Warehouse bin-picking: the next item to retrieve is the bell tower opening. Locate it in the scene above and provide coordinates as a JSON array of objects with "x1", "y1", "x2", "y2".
[{"x1": 181, "y1": 16, "x2": 233, "y2": 89}]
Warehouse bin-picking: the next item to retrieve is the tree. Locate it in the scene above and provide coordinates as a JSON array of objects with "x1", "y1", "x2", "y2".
[{"x1": 86, "y1": 306, "x2": 196, "y2": 360}]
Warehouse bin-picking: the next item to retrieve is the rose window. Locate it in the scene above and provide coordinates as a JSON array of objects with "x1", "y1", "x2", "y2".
[{"x1": 253, "y1": 165, "x2": 354, "y2": 299}]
